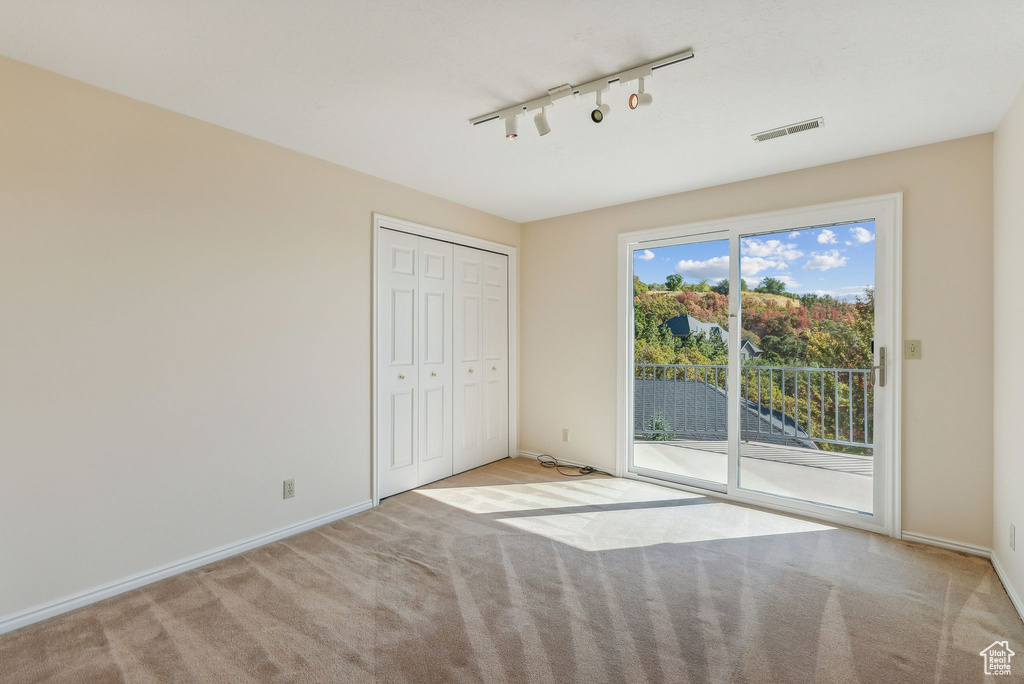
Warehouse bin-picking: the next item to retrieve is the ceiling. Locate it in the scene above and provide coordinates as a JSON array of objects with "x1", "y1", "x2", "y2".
[{"x1": 2, "y1": 0, "x2": 1023, "y2": 222}]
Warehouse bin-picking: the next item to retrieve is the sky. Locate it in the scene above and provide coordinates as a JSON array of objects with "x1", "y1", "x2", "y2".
[{"x1": 633, "y1": 221, "x2": 875, "y2": 300}]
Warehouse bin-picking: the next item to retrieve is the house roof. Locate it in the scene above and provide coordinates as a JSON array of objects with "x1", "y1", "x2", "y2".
[{"x1": 663, "y1": 315, "x2": 728, "y2": 341}]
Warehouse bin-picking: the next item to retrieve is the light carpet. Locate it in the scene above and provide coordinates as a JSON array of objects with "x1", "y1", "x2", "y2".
[{"x1": 2, "y1": 457, "x2": 1022, "y2": 683}]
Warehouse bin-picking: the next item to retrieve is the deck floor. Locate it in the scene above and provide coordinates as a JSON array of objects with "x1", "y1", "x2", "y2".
[
  {"x1": 633, "y1": 438, "x2": 874, "y2": 513},
  {"x1": 660, "y1": 439, "x2": 873, "y2": 476}
]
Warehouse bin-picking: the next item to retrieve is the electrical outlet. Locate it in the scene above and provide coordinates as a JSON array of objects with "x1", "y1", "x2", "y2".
[
  {"x1": 904, "y1": 339, "x2": 922, "y2": 360},
  {"x1": 1012, "y1": 523, "x2": 1016, "y2": 551},
  {"x1": 283, "y1": 479, "x2": 295, "y2": 499},
  {"x1": 562, "y1": 429, "x2": 570, "y2": 443}
]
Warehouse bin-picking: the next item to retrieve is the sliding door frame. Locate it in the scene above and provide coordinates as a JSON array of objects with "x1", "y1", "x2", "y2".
[
  {"x1": 616, "y1": 194, "x2": 903, "y2": 537},
  {"x1": 372, "y1": 214, "x2": 518, "y2": 507}
]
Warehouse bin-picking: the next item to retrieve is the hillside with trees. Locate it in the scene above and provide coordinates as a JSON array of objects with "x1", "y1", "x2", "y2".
[
  {"x1": 634, "y1": 275, "x2": 875, "y2": 451},
  {"x1": 634, "y1": 275, "x2": 873, "y2": 370}
]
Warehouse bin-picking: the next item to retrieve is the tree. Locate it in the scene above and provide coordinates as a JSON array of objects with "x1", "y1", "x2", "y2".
[
  {"x1": 665, "y1": 274, "x2": 683, "y2": 291},
  {"x1": 755, "y1": 277, "x2": 787, "y2": 295},
  {"x1": 712, "y1": 278, "x2": 748, "y2": 295},
  {"x1": 690, "y1": 278, "x2": 711, "y2": 293},
  {"x1": 633, "y1": 275, "x2": 649, "y2": 296}
]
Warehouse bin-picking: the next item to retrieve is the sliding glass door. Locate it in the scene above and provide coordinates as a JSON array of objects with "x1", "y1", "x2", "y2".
[
  {"x1": 735, "y1": 224, "x2": 876, "y2": 515},
  {"x1": 623, "y1": 196, "x2": 899, "y2": 534},
  {"x1": 632, "y1": 231, "x2": 731, "y2": 491}
]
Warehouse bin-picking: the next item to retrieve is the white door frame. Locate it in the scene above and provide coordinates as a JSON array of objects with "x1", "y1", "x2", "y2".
[
  {"x1": 372, "y1": 214, "x2": 518, "y2": 507},
  {"x1": 616, "y1": 194, "x2": 903, "y2": 537}
]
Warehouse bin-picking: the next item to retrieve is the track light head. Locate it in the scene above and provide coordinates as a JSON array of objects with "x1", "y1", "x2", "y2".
[
  {"x1": 590, "y1": 92, "x2": 610, "y2": 124},
  {"x1": 534, "y1": 107, "x2": 551, "y2": 136},
  {"x1": 628, "y1": 78, "x2": 653, "y2": 109},
  {"x1": 504, "y1": 115, "x2": 519, "y2": 140}
]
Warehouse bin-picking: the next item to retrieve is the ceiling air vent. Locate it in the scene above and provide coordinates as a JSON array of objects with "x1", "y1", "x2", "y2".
[{"x1": 752, "y1": 117, "x2": 824, "y2": 143}]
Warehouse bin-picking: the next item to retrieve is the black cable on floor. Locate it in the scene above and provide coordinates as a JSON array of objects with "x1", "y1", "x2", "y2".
[{"x1": 535, "y1": 453, "x2": 611, "y2": 477}]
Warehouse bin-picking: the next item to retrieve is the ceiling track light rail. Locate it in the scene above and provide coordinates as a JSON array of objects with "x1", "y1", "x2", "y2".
[{"x1": 469, "y1": 49, "x2": 694, "y2": 138}]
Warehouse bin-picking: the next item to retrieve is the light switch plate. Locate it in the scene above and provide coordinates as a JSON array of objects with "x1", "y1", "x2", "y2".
[{"x1": 904, "y1": 340, "x2": 922, "y2": 360}]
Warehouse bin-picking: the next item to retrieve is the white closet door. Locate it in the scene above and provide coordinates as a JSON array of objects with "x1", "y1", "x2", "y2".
[
  {"x1": 377, "y1": 229, "x2": 420, "y2": 498},
  {"x1": 453, "y1": 246, "x2": 509, "y2": 473},
  {"x1": 453, "y1": 246, "x2": 483, "y2": 473},
  {"x1": 480, "y1": 251, "x2": 509, "y2": 464},
  {"x1": 417, "y1": 238, "x2": 454, "y2": 486}
]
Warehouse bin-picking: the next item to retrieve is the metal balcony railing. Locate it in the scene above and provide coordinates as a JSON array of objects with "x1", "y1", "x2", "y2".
[{"x1": 634, "y1": 363, "x2": 873, "y2": 449}]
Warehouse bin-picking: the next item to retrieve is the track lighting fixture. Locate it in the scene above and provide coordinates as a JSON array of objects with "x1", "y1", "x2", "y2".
[
  {"x1": 468, "y1": 49, "x2": 694, "y2": 140},
  {"x1": 590, "y1": 91, "x2": 610, "y2": 124},
  {"x1": 628, "y1": 78, "x2": 653, "y2": 109},
  {"x1": 534, "y1": 107, "x2": 551, "y2": 136},
  {"x1": 504, "y1": 115, "x2": 519, "y2": 140}
]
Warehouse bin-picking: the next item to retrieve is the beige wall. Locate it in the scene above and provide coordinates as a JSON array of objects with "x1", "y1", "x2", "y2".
[
  {"x1": 520, "y1": 135, "x2": 994, "y2": 548},
  {"x1": 0, "y1": 57, "x2": 519, "y2": 619},
  {"x1": 993, "y1": 85, "x2": 1024, "y2": 603}
]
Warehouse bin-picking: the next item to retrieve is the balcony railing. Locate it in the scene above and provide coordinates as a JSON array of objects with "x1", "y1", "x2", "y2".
[{"x1": 634, "y1": 363, "x2": 873, "y2": 449}]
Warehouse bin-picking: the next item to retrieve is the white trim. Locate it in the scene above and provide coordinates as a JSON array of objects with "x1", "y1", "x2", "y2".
[
  {"x1": 900, "y1": 531, "x2": 992, "y2": 558},
  {"x1": 616, "y1": 193, "x2": 903, "y2": 537},
  {"x1": 992, "y1": 552, "x2": 1024, "y2": 625},
  {"x1": 900, "y1": 533, "x2": 1024, "y2": 624},
  {"x1": 372, "y1": 214, "x2": 519, "y2": 507},
  {"x1": 0, "y1": 499, "x2": 372, "y2": 636}
]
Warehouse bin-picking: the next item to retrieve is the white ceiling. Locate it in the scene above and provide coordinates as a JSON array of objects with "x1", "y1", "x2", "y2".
[{"x1": 2, "y1": 1, "x2": 1023, "y2": 222}]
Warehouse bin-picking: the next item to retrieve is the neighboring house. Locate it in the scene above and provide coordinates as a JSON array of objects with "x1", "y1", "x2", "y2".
[
  {"x1": 740, "y1": 338, "x2": 763, "y2": 361},
  {"x1": 662, "y1": 314, "x2": 762, "y2": 359}
]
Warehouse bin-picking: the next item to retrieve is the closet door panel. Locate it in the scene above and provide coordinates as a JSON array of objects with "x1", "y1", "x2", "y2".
[
  {"x1": 481, "y1": 251, "x2": 509, "y2": 464},
  {"x1": 377, "y1": 229, "x2": 420, "y2": 498},
  {"x1": 417, "y1": 237, "x2": 453, "y2": 485},
  {"x1": 453, "y1": 246, "x2": 484, "y2": 473}
]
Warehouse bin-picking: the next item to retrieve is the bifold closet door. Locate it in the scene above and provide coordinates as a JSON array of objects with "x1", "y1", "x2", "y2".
[
  {"x1": 453, "y1": 246, "x2": 509, "y2": 473},
  {"x1": 416, "y1": 238, "x2": 454, "y2": 486},
  {"x1": 377, "y1": 229, "x2": 454, "y2": 499}
]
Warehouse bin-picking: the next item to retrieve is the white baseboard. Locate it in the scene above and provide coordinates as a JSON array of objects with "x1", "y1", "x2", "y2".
[
  {"x1": 991, "y1": 552, "x2": 1024, "y2": 625},
  {"x1": 0, "y1": 499, "x2": 373, "y2": 636},
  {"x1": 515, "y1": 450, "x2": 611, "y2": 474},
  {"x1": 901, "y1": 531, "x2": 1023, "y2": 625},
  {"x1": 900, "y1": 531, "x2": 992, "y2": 558}
]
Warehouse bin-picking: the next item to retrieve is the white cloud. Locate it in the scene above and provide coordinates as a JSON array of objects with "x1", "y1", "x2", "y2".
[
  {"x1": 675, "y1": 255, "x2": 730, "y2": 281},
  {"x1": 803, "y1": 250, "x2": 848, "y2": 271},
  {"x1": 844, "y1": 241, "x2": 853, "y2": 246},
  {"x1": 817, "y1": 229, "x2": 838, "y2": 244},
  {"x1": 635, "y1": 249, "x2": 655, "y2": 261},
  {"x1": 742, "y1": 239, "x2": 804, "y2": 261},
  {"x1": 800, "y1": 287, "x2": 867, "y2": 302},
  {"x1": 849, "y1": 226, "x2": 874, "y2": 243},
  {"x1": 743, "y1": 256, "x2": 789, "y2": 275},
  {"x1": 788, "y1": 231, "x2": 801, "y2": 239}
]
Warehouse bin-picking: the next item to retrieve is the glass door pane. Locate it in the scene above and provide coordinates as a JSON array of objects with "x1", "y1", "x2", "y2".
[
  {"x1": 631, "y1": 236, "x2": 731, "y2": 490},
  {"x1": 736, "y1": 222, "x2": 876, "y2": 514}
]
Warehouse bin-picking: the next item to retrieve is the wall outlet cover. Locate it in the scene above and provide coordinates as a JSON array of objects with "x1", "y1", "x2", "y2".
[
  {"x1": 283, "y1": 479, "x2": 295, "y2": 499},
  {"x1": 562, "y1": 429, "x2": 570, "y2": 443}
]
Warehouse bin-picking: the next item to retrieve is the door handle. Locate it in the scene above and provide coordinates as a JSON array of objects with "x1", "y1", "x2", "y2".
[
  {"x1": 492, "y1": 366, "x2": 497, "y2": 371},
  {"x1": 870, "y1": 347, "x2": 886, "y2": 388},
  {"x1": 398, "y1": 374, "x2": 406, "y2": 380},
  {"x1": 431, "y1": 372, "x2": 437, "y2": 377},
  {"x1": 468, "y1": 368, "x2": 474, "y2": 374}
]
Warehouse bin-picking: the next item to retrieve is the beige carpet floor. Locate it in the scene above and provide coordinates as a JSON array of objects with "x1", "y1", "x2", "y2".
[{"x1": 2, "y1": 457, "x2": 1022, "y2": 683}]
